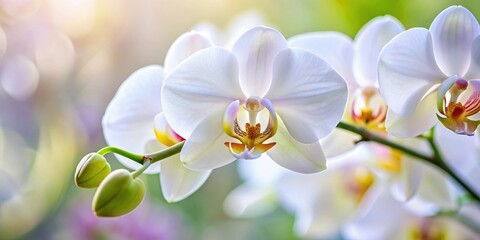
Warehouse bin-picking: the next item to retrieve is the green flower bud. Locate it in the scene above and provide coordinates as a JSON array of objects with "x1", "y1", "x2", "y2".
[
  {"x1": 92, "y1": 169, "x2": 145, "y2": 217},
  {"x1": 75, "y1": 153, "x2": 111, "y2": 188}
]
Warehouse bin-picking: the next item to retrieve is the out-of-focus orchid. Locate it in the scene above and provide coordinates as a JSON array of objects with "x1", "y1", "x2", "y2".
[
  {"x1": 223, "y1": 154, "x2": 286, "y2": 218},
  {"x1": 162, "y1": 26, "x2": 348, "y2": 174},
  {"x1": 102, "y1": 32, "x2": 213, "y2": 202},
  {"x1": 344, "y1": 184, "x2": 477, "y2": 240},
  {"x1": 434, "y1": 123, "x2": 480, "y2": 196},
  {"x1": 289, "y1": 16, "x2": 404, "y2": 156},
  {"x1": 193, "y1": 10, "x2": 270, "y2": 48},
  {"x1": 276, "y1": 143, "x2": 458, "y2": 239},
  {"x1": 379, "y1": 6, "x2": 480, "y2": 137}
]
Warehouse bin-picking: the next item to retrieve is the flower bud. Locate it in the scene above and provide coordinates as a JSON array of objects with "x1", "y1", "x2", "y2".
[
  {"x1": 75, "y1": 153, "x2": 111, "y2": 188},
  {"x1": 92, "y1": 169, "x2": 145, "y2": 217}
]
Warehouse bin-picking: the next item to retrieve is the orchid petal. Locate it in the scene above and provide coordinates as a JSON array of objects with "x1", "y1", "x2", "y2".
[
  {"x1": 385, "y1": 91, "x2": 438, "y2": 138},
  {"x1": 237, "y1": 154, "x2": 286, "y2": 183},
  {"x1": 191, "y1": 22, "x2": 225, "y2": 46},
  {"x1": 415, "y1": 161, "x2": 458, "y2": 210},
  {"x1": 102, "y1": 65, "x2": 164, "y2": 173},
  {"x1": 378, "y1": 28, "x2": 445, "y2": 116},
  {"x1": 288, "y1": 32, "x2": 357, "y2": 89},
  {"x1": 430, "y1": 6, "x2": 480, "y2": 76},
  {"x1": 391, "y1": 154, "x2": 423, "y2": 201},
  {"x1": 266, "y1": 121, "x2": 326, "y2": 174},
  {"x1": 180, "y1": 133, "x2": 236, "y2": 171},
  {"x1": 162, "y1": 47, "x2": 244, "y2": 140},
  {"x1": 223, "y1": 183, "x2": 277, "y2": 218},
  {"x1": 232, "y1": 26, "x2": 288, "y2": 98},
  {"x1": 160, "y1": 154, "x2": 211, "y2": 203},
  {"x1": 164, "y1": 31, "x2": 213, "y2": 73},
  {"x1": 154, "y1": 113, "x2": 184, "y2": 147},
  {"x1": 266, "y1": 48, "x2": 348, "y2": 143},
  {"x1": 353, "y1": 16, "x2": 404, "y2": 87},
  {"x1": 320, "y1": 129, "x2": 358, "y2": 158},
  {"x1": 345, "y1": 184, "x2": 410, "y2": 240},
  {"x1": 435, "y1": 124, "x2": 480, "y2": 195},
  {"x1": 466, "y1": 36, "x2": 480, "y2": 79}
]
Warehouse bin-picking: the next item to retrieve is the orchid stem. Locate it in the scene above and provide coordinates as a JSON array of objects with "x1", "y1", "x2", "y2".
[
  {"x1": 96, "y1": 141, "x2": 184, "y2": 166},
  {"x1": 97, "y1": 146, "x2": 144, "y2": 164},
  {"x1": 146, "y1": 141, "x2": 185, "y2": 164},
  {"x1": 336, "y1": 121, "x2": 480, "y2": 202},
  {"x1": 131, "y1": 160, "x2": 151, "y2": 178},
  {"x1": 424, "y1": 128, "x2": 480, "y2": 203}
]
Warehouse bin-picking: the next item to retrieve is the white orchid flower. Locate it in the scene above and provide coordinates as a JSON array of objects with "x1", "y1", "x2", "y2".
[
  {"x1": 102, "y1": 32, "x2": 213, "y2": 202},
  {"x1": 192, "y1": 10, "x2": 269, "y2": 48},
  {"x1": 379, "y1": 6, "x2": 480, "y2": 137},
  {"x1": 289, "y1": 16, "x2": 404, "y2": 156},
  {"x1": 276, "y1": 141, "x2": 457, "y2": 239},
  {"x1": 344, "y1": 183, "x2": 477, "y2": 240},
  {"x1": 162, "y1": 26, "x2": 348, "y2": 173}
]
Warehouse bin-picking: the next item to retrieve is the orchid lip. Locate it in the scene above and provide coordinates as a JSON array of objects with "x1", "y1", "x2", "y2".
[
  {"x1": 437, "y1": 78, "x2": 480, "y2": 135},
  {"x1": 350, "y1": 87, "x2": 387, "y2": 130},
  {"x1": 223, "y1": 97, "x2": 278, "y2": 159}
]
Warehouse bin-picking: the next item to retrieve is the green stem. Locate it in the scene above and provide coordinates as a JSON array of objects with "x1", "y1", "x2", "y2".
[
  {"x1": 336, "y1": 121, "x2": 480, "y2": 202},
  {"x1": 97, "y1": 146, "x2": 144, "y2": 164},
  {"x1": 146, "y1": 141, "x2": 185, "y2": 164},
  {"x1": 424, "y1": 129, "x2": 480, "y2": 203},
  {"x1": 437, "y1": 210, "x2": 480, "y2": 234},
  {"x1": 336, "y1": 122, "x2": 433, "y2": 161},
  {"x1": 132, "y1": 160, "x2": 151, "y2": 178}
]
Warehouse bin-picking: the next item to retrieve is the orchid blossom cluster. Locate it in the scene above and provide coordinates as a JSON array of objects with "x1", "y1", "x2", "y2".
[{"x1": 75, "y1": 5, "x2": 480, "y2": 238}]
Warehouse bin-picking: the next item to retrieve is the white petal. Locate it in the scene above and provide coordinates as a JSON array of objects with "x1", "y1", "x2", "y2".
[
  {"x1": 353, "y1": 16, "x2": 404, "y2": 87},
  {"x1": 414, "y1": 161, "x2": 458, "y2": 210},
  {"x1": 232, "y1": 26, "x2": 288, "y2": 97},
  {"x1": 266, "y1": 48, "x2": 348, "y2": 143},
  {"x1": 466, "y1": 36, "x2": 480, "y2": 79},
  {"x1": 164, "y1": 31, "x2": 213, "y2": 73},
  {"x1": 191, "y1": 22, "x2": 225, "y2": 46},
  {"x1": 391, "y1": 155, "x2": 423, "y2": 201},
  {"x1": 236, "y1": 154, "x2": 285, "y2": 183},
  {"x1": 385, "y1": 91, "x2": 438, "y2": 138},
  {"x1": 223, "y1": 182, "x2": 277, "y2": 218},
  {"x1": 435, "y1": 124, "x2": 480, "y2": 195},
  {"x1": 162, "y1": 47, "x2": 244, "y2": 140},
  {"x1": 288, "y1": 32, "x2": 357, "y2": 89},
  {"x1": 180, "y1": 132, "x2": 236, "y2": 171},
  {"x1": 344, "y1": 184, "x2": 410, "y2": 240},
  {"x1": 160, "y1": 154, "x2": 211, "y2": 203},
  {"x1": 320, "y1": 129, "x2": 358, "y2": 158},
  {"x1": 102, "y1": 65, "x2": 164, "y2": 172},
  {"x1": 378, "y1": 28, "x2": 445, "y2": 116},
  {"x1": 430, "y1": 6, "x2": 480, "y2": 76},
  {"x1": 226, "y1": 10, "x2": 268, "y2": 48},
  {"x1": 267, "y1": 122, "x2": 326, "y2": 174}
]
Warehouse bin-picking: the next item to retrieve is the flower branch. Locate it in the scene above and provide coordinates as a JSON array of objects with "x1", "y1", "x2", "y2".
[{"x1": 336, "y1": 121, "x2": 480, "y2": 202}]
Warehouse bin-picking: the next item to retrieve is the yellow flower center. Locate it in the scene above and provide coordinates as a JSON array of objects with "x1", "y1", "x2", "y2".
[
  {"x1": 345, "y1": 166, "x2": 375, "y2": 204},
  {"x1": 223, "y1": 98, "x2": 278, "y2": 159},
  {"x1": 376, "y1": 148, "x2": 402, "y2": 173},
  {"x1": 350, "y1": 86, "x2": 387, "y2": 131}
]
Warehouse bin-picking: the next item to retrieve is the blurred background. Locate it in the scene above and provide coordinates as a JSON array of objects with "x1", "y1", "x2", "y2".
[{"x1": 0, "y1": 0, "x2": 479, "y2": 239}]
